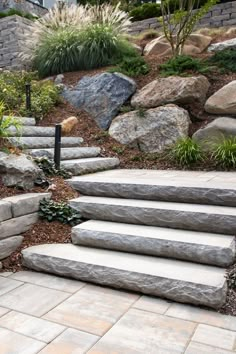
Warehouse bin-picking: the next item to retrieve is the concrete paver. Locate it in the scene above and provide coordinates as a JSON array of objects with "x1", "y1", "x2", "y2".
[
  {"x1": 0, "y1": 277, "x2": 23, "y2": 296},
  {"x1": 185, "y1": 342, "x2": 236, "y2": 354}
]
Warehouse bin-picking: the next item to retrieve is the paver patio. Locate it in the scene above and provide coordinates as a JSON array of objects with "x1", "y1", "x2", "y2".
[{"x1": 1, "y1": 271, "x2": 236, "y2": 353}]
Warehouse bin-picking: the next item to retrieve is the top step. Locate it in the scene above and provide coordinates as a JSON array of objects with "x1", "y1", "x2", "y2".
[
  {"x1": 68, "y1": 169, "x2": 236, "y2": 207},
  {"x1": 3, "y1": 116, "x2": 36, "y2": 126}
]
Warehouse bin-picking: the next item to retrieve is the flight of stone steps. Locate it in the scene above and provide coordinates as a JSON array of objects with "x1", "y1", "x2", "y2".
[
  {"x1": 22, "y1": 169, "x2": 236, "y2": 309},
  {"x1": 6, "y1": 116, "x2": 119, "y2": 175}
]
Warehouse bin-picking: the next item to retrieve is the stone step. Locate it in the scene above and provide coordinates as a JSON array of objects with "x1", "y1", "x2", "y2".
[
  {"x1": 28, "y1": 147, "x2": 101, "y2": 160},
  {"x1": 7, "y1": 126, "x2": 55, "y2": 137},
  {"x1": 8, "y1": 137, "x2": 83, "y2": 149},
  {"x1": 72, "y1": 220, "x2": 236, "y2": 267},
  {"x1": 22, "y1": 243, "x2": 227, "y2": 309},
  {"x1": 67, "y1": 170, "x2": 236, "y2": 207},
  {"x1": 69, "y1": 196, "x2": 236, "y2": 235},
  {"x1": 61, "y1": 157, "x2": 120, "y2": 175},
  {"x1": 3, "y1": 116, "x2": 36, "y2": 126}
]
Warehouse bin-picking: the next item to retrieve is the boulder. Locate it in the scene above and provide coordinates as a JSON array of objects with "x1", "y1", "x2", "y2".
[
  {"x1": 205, "y1": 81, "x2": 236, "y2": 115},
  {"x1": 109, "y1": 104, "x2": 190, "y2": 153},
  {"x1": 193, "y1": 117, "x2": 236, "y2": 149},
  {"x1": 0, "y1": 236, "x2": 23, "y2": 260},
  {"x1": 63, "y1": 73, "x2": 136, "y2": 130},
  {"x1": 0, "y1": 153, "x2": 42, "y2": 189},
  {"x1": 131, "y1": 76, "x2": 210, "y2": 108},
  {"x1": 208, "y1": 38, "x2": 236, "y2": 52},
  {"x1": 144, "y1": 34, "x2": 212, "y2": 56}
]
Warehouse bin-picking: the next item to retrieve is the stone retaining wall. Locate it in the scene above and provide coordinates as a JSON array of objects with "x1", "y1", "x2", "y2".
[
  {"x1": 0, "y1": 15, "x2": 33, "y2": 70},
  {"x1": 128, "y1": 1, "x2": 236, "y2": 35},
  {"x1": 0, "y1": 193, "x2": 51, "y2": 265},
  {"x1": 0, "y1": 0, "x2": 48, "y2": 17}
]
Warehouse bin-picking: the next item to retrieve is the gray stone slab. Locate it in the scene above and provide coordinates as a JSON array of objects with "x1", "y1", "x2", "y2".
[
  {"x1": 3, "y1": 116, "x2": 36, "y2": 126},
  {"x1": 72, "y1": 220, "x2": 235, "y2": 267},
  {"x1": 61, "y1": 157, "x2": 120, "y2": 175},
  {"x1": 192, "y1": 324, "x2": 236, "y2": 350},
  {"x1": 28, "y1": 147, "x2": 101, "y2": 160},
  {"x1": 68, "y1": 171, "x2": 236, "y2": 206},
  {"x1": 3, "y1": 193, "x2": 51, "y2": 217},
  {"x1": 0, "y1": 201, "x2": 12, "y2": 222},
  {"x1": 7, "y1": 126, "x2": 55, "y2": 137},
  {"x1": 0, "y1": 213, "x2": 38, "y2": 240},
  {"x1": 0, "y1": 236, "x2": 23, "y2": 260},
  {"x1": 70, "y1": 196, "x2": 236, "y2": 235},
  {"x1": 185, "y1": 342, "x2": 236, "y2": 354},
  {"x1": 22, "y1": 244, "x2": 227, "y2": 309},
  {"x1": 0, "y1": 311, "x2": 65, "y2": 343},
  {"x1": 8, "y1": 137, "x2": 83, "y2": 149},
  {"x1": 0, "y1": 278, "x2": 23, "y2": 296}
]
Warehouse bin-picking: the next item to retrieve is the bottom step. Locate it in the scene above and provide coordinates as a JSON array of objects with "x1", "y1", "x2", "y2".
[
  {"x1": 61, "y1": 157, "x2": 120, "y2": 175},
  {"x1": 22, "y1": 244, "x2": 227, "y2": 309}
]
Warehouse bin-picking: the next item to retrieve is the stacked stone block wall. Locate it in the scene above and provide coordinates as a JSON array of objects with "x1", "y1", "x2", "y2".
[
  {"x1": 128, "y1": 1, "x2": 236, "y2": 35},
  {"x1": 0, "y1": 0, "x2": 48, "y2": 17}
]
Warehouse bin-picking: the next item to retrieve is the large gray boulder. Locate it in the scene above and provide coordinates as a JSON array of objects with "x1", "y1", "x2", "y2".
[
  {"x1": 109, "y1": 104, "x2": 190, "y2": 153},
  {"x1": 208, "y1": 38, "x2": 236, "y2": 52},
  {"x1": 131, "y1": 76, "x2": 210, "y2": 109},
  {"x1": 0, "y1": 236, "x2": 23, "y2": 260},
  {"x1": 205, "y1": 81, "x2": 236, "y2": 115},
  {"x1": 63, "y1": 73, "x2": 137, "y2": 130},
  {"x1": 193, "y1": 117, "x2": 236, "y2": 149},
  {"x1": 0, "y1": 153, "x2": 42, "y2": 189}
]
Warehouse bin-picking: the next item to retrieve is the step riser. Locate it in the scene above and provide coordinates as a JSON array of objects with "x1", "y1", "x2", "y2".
[
  {"x1": 62, "y1": 159, "x2": 120, "y2": 176},
  {"x1": 69, "y1": 181, "x2": 236, "y2": 207},
  {"x1": 22, "y1": 251, "x2": 227, "y2": 309},
  {"x1": 7, "y1": 127, "x2": 55, "y2": 137},
  {"x1": 72, "y1": 229, "x2": 235, "y2": 267},
  {"x1": 28, "y1": 147, "x2": 101, "y2": 161},
  {"x1": 8, "y1": 137, "x2": 83, "y2": 149},
  {"x1": 70, "y1": 201, "x2": 236, "y2": 235}
]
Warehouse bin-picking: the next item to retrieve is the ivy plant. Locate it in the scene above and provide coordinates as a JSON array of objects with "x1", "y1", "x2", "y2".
[{"x1": 39, "y1": 199, "x2": 81, "y2": 226}]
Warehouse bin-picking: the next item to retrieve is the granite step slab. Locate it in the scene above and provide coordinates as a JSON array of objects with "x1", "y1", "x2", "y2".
[
  {"x1": 61, "y1": 157, "x2": 120, "y2": 175},
  {"x1": 70, "y1": 196, "x2": 236, "y2": 235},
  {"x1": 7, "y1": 126, "x2": 55, "y2": 137},
  {"x1": 28, "y1": 147, "x2": 101, "y2": 160},
  {"x1": 72, "y1": 220, "x2": 236, "y2": 267},
  {"x1": 68, "y1": 170, "x2": 236, "y2": 206},
  {"x1": 8, "y1": 137, "x2": 83, "y2": 149},
  {"x1": 22, "y1": 243, "x2": 227, "y2": 309},
  {"x1": 3, "y1": 116, "x2": 36, "y2": 126}
]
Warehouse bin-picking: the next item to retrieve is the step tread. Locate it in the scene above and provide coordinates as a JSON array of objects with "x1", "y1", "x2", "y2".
[
  {"x1": 22, "y1": 244, "x2": 226, "y2": 287},
  {"x1": 74, "y1": 220, "x2": 234, "y2": 248},
  {"x1": 70, "y1": 196, "x2": 236, "y2": 216},
  {"x1": 28, "y1": 147, "x2": 101, "y2": 160},
  {"x1": 61, "y1": 157, "x2": 120, "y2": 165},
  {"x1": 7, "y1": 126, "x2": 55, "y2": 137},
  {"x1": 8, "y1": 136, "x2": 84, "y2": 148},
  {"x1": 3, "y1": 116, "x2": 36, "y2": 126}
]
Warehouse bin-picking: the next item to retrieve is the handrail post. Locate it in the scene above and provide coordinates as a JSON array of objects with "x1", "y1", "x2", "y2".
[
  {"x1": 54, "y1": 124, "x2": 61, "y2": 169},
  {"x1": 25, "y1": 83, "x2": 31, "y2": 115}
]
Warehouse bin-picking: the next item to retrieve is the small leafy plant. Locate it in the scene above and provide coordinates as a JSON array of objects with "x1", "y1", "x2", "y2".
[
  {"x1": 160, "y1": 55, "x2": 211, "y2": 76},
  {"x1": 39, "y1": 198, "x2": 81, "y2": 226},
  {"x1": 0, "y1": 101, "x2": 22, "y2": 139},
  {"x1": 33, "y1": 157, "x2": 72, "y2": 178},
  {"x1": 110, "y1": 56, "x2": 150, "y2": 77},
  {"x1": 211, "y1": 137, "x2": 236, "y2": 169},
  {"x1": 170, "y1": 137, "x2": 203, "y2": 166},
  {"x1": 208, "y1": 49, "x2": 236, "y2": 73}
]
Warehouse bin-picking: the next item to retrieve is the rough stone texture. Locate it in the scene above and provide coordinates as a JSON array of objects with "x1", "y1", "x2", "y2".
[
  {"x1": 61, "y1": 157, "x2": 120, "y2": 175},
  {"x1": 205, "y1": 81, "x2": 236, "y2": 115},
  {"x1": 7, "y1": 126, "x2": 55, "y2": 137},
  {"x1": 63, "y1": 73, "x2": 136, "y2": 130},
  {"x1": 144, "y1": 34, "x2": 212, "y2": 56},
  {"x1": 0, "y1": 213, "x2": 38, "y2": 240},
  {"x1": 68, "y1": 170, "x2": 236, "y2": 207},
  {"x1": 72, "y1": 220, "x2": 236, "y2": 267},
  {"x1": 3, "y1": 116, "x2": 36, "y2": 126},
  {"x1": 28, "y1": 147, "x2": 101, "y2": 161},
  {"x1": 0, "y1": 236, "x2": 23, "y2": 260},
  {"x1": 70, "y1": 196, "x2": 236, "y2": 235},
  {"x1": 131, "y1": 76, "x2": 210, "y2": 108},
  {"x1": 109, "y1": 105, "x2": 190, "y2": 153},
  {"x1": 0, "y1": 153, "x2": 42, "y2": 189},
  {"x1": 8, "y1": 136, "x2": 83, "y2": 149},
  {"x1": 208, "y1": 38, "x2": 236, "y2": 52},
  {"x1": 3, "y1": 192, "x2": 51, "y2": 217},
  {"x1": 22, "y1": 244, "x2": 227, "y2": 309},
  {"x1": 193, "y1": 117, "x2": 236, "y2": 149},
  {"x1": 0, "y1": 201, "x2": 12, "y2": 222}
]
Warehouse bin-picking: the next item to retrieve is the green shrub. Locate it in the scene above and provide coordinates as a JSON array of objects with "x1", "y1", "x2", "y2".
[
  {"x1": 0, "y1": 8, "x2": 37, "y2": 20},
  {"x1": 39, "y1": 199, "x2": 81, "y2": 226},
  {"x1": 33, "y1": 157, "x2": 72, "y2": 179},
  {"x1": 110, "y1": 56, "x2": 149, "y2": 77},
  {"x1": 211, "y1": 137, "x2": 236, "y2": 169},
  {"x1": 0, "y1": 71, "x2": 60, "y2": 120},
  {"x1": 0, "y1": 102, "x2": 22, "y2": 139},
  {"x1": 170, "y1": 137, "x2": 203, "y2": 166},
  {"x1": 130, "y1": 3, "x2": 161, "y2": 22},
  {"x1": 208, "y1": 49, "x2": 236, "y2": 73},
  {"x1": 160, "y1": 55, "x2": 211, "y2": 76}
]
